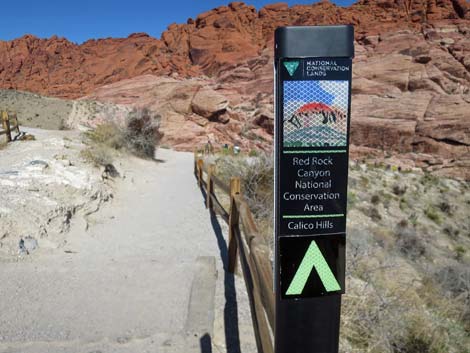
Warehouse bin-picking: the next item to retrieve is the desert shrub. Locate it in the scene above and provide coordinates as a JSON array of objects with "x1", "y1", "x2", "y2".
[
  {"x1": 443, "y1": 225, "x2": 460, "y2": 239},
  {"x1": 420, "y1": 173, "x2": 440, "y2": 186},
  {"x1": 360, "y1": 175, "x2": 370, "y2": 187},
  {"x1": 435, "y1": 264, "x2": 470, "y2": 298},
  {"x1": 84, "y1": 122, "x2": 125, "y2": 149},
  {"x1": 438, "y1": 201, "x2": 452, "y2": 216},
  {"x1": 398, "y1": 219, "x2": 408, "y2": 228},
  {"x1": 395, "y1": 225, "x2": 426, "y2": 259},
  {"x1": 212, "y1": 152, "x2": 273, "y2": 225},
  {"x1": 371, "y1": 193, "x2": 380, "y2": 205},
  {"x1": 455, "y1": 245, "x2": 466, "y2": 261},
  {"x1": 82, "y1": 107, "x2": 161, "y2": 163},
  {"x1": 379, "y1": 191, "x2": 394, "y2": 208},
  {"x1": 399, "y1": 197, "x2": 409, "y2": 211},
  {"x1": 420, "y1": 270, "x2": 470, "y2": 347},
  {"x1": 348, "y1": 191, "x2": 358, "y2": 208},
  {"x1": 391, "y1": 317, "x2": 449, "y2": 353},
  {"x1": 80, "y1": 145, "x2": 114, "y2": 167},
  {"x1": 392, "y1": 183, "x2": 407, "y2": 196},
  {"x1": 365, "y1": 206, "x2": 382, "y2": 222},
  {"x1": 408, "y1": 213, "x2": 419, "y2": 227},
  {"x1": 424, "y1": 206, "x2": 441, "y2": 225},
  {"x1": 124, "y1": 108, "x2": 161, "y2": 158}
]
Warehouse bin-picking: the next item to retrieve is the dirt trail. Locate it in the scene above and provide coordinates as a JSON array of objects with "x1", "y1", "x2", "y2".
[{"x1": 0, "y1": 148, "x2": 255, "y2": 353}]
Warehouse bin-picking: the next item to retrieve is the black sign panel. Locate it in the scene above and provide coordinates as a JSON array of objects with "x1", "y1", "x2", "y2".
[
  {"x1": 277, "y1": 57, "x2": 352, "y2": 237},
  {"x1": 274, "y1": 25, "x2": 354, "y2": 353},
  {"x1": 279, "y1": 234, "x2": 345, "y2": 299}
]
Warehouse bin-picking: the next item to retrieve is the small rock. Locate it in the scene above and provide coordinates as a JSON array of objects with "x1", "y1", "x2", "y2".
[
  {"x1": 29, "y1": 160, "x2": 49, "y2": 168},
  {"x1": 414, "y1": 55, "x2": 432, "y2": 64},
  {"x1": 116, "y1": 336, "x2": 131, "y2": 344},
  {"x1": 25, "y1": 236, "x2": 38, "y2": 251},
  {"x1": 440, "y1": 38, "x2": 455, "y2": 45}
]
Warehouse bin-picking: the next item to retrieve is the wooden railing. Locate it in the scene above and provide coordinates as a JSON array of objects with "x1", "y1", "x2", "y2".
[
  {"x1": 1, "y1": 111, "x2": 20, "y2": 142},
  {"x1": 194, "y1": 151, "x2": 275, "y2": 353}
]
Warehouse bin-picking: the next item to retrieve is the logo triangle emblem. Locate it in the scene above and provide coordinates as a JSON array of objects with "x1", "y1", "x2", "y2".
[
  {"x1": 283, "y1": 61, "x2": 300, "y2": 76},
  {"x1": 286, "y1": 240, "x2": 341, "y2": 295}
]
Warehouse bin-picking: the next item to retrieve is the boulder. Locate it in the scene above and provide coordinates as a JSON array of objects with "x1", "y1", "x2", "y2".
[{"x1": 191, "y1": 88, "x2": 229, "y2": 120}]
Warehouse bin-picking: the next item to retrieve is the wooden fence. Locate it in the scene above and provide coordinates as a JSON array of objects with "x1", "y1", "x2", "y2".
[
  {"x1": 194, "y1": 151, "x2": 275, "y2": 353},
  {"x1": 0, "y1": 111, "x2": 20, "y2": 142}
]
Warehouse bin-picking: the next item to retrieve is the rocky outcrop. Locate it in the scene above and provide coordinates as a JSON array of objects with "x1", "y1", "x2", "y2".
[
  {"x1": 191, "y1": 88, "x2": 229, "y2": 121},
  {"x1": 84, "y1": 75, "x2": 270, "y2": 151}
]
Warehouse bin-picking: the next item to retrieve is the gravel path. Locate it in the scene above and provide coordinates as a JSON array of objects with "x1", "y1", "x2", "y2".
[{"x1": 0, "y1": 148, "x2": 255, "y2": 353}]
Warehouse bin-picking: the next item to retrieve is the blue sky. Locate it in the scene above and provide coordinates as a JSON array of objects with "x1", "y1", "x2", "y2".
[{"x1": 2, "y1": 0, "x2": 355, "y2": 43}]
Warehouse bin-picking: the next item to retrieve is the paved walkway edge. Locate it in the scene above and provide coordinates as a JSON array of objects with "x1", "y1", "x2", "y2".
[{"x1": 163, "y1": 256, "x2": 217, "y2": 353}]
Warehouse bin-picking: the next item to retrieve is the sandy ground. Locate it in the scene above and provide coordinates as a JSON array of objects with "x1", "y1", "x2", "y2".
[
  {"x1": 0, "y1": 147, "x2": 256, "y2": 353},
  {"x1": 0, "y1": 89, "x2": 130, "y2": 131},
  {"x1": 0, "y1": 128, "x2": 112, "y2": 257}
]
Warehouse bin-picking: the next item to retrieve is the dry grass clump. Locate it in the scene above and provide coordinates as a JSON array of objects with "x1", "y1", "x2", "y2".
[
  {"x1": 80, "y1": 145, "x2": 114, "y2": 167},
  {"x1": 81, "y1": 108, "x2": 161, "y2": 167},
  {"x1": 208, "y1": 151, "x2": 274, "y2": 245},
  {"x1": 212, "y1": 152, "x2": 274, "y2": 222},
  {"x1": 83, "y1": 122, "x2": 124, "y2": 150},
  {"x1": 395, "y1": 224, "x2": 426, "y2": 260},
  {"x1": 343, "y1": 239, "x2": 469, "y2": 353}
]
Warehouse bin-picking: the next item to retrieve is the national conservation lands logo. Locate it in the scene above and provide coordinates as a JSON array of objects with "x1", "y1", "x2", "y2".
[{"x1": 283, "y1": 60, "x2": 300, "y2": 76}]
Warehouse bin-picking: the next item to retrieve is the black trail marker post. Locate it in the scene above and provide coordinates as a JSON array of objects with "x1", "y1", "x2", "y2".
[{"x1": 274, "y1": 26, "x2": 354, "y2": 353}]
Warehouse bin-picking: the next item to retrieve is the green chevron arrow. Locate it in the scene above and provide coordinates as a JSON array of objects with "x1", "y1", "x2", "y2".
[
  {"x1": 283, "y1": 61, "x2": 300, "y2": 76},
  {"x1": 286, "y1": 240, "x2": 341, "y2": 295}
]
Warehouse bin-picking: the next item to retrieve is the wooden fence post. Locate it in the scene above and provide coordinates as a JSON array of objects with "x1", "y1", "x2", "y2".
[
  {"x1": 197, "y1": 159, "x2": 204, "y2": 188},
  {"x1": 206, "y1": 164, "x2": 215, "y2": 210},
  {"x1": 228, "y1": 177, "x2": 241, "y2": 273},
  {"x1": 193, "y1": 150, "x2": 198, "y2": 176},
  {"x1": 10, "y1": 113, "x2": 20, "y2": 136},
  {"x1": 2, "y1": 111, "x2": 11, "y2": 142}
]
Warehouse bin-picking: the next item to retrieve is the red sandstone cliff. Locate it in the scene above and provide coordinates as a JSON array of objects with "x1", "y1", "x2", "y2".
[{"x1": 0, "y1": 0, "x2": 468, "y2": 98}]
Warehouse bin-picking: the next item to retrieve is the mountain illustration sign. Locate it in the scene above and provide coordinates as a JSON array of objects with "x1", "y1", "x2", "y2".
[{"x1": 274, "y1": 25, "x2": 354, "y2": 353}]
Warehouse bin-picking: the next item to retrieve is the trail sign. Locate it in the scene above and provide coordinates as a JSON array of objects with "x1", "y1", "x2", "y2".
[
  {"x1": 280, "y1": 234, "x2": 345, "y2": 299},
  {"x1": 274, "y1": 25, "x2": 354, "y2": 353}
]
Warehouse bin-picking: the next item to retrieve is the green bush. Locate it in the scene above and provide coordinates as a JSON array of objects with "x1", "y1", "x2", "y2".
[{"x1": 424, "y1": 206, "x2": 442, "y2": 225}]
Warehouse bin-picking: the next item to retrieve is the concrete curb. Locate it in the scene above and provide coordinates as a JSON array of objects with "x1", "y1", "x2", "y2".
[{"x1": 162, "y1": 256, "x2": 218, "y2": 353}]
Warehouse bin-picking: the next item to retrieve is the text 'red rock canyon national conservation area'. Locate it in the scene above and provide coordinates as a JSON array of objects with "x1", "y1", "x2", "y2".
[{"x1": 0, "y1": 0, "x2": 469, "y2": 179}]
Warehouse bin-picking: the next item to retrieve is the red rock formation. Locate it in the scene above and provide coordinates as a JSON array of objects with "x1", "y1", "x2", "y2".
[{"x1": 1, "y1": 0, "x2": 468, "y2": 98}]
